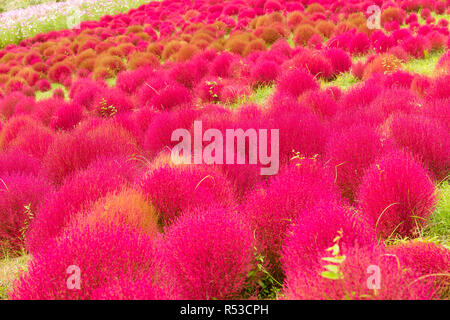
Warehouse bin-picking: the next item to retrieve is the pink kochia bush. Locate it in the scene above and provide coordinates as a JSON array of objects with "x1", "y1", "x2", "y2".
[
  {"x1": 357, "y1": 151, "x2": 437, "y2": 239},
  {"x1": 281, "y1": 201, "x2": 376, "y2": 274},
  {"x1": 388, "y1": 113, "x2": 450, "y2": 182},
  {"x1": 42, "y1": 121, "x2": 140, "y2": 184},
  {"x1": 281, "y1": 244, "x2": 436, "y2": 300},
  {"x1": 26, "y1": 156, "x2": 141, "y2": 254},
  {"x1": 0, "y1": 115, "x2": 54, "y2": 160},
  {"x1": 91, "y1": 277, "x2": 172, "y2": 300},
  {"x1": 0, "y1": 150, "x2": 41, "y2": 176},
  {"x1": 157, "y1": 209, "x2": 255, "y2": 299},
  {"x1": 388, "y1": 240, "x2": 450, "y2": 297},
  {"x1": 241, "y1": 159, "x2": 342, "y2": 274},
  {"x1": 0, "y1": 173, "x2": 53, "y2": 254},
  {"x1": 143, "y1": 108, "x2": 197, "y2": 158},
  {"x1": 325, "y1": 124, "x2": 384, "y2": 202},
  {"x1": 141, "y1": 164, "x2": 237, "y2": 225},
  {"x1": 276, "y1": 68, "x2": 319, "y2": 98},
  {"x1": 11, "y1": 222, "x2": 157, "y2": 300}
]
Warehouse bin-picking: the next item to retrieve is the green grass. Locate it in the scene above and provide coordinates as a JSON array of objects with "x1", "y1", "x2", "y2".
[
  {"x1": 403, "y1": 49, "x2": 444, "y2": 76},
  {"x1": 227, "y1": 85, "x2": 274, "y2": 109},
  {"x1": 35, "y1": 83, "x2": 69, "y2": 101},
  {"x1": 0, "y1": 0, "x2": 152, "y2": 48},
  {"x1": 0, "y1": 252, "x2": 29, "y2": 300},
  {"x1": 0, "y1": 0, "x2": 62, "y2": 13},
  {"x1": 320, "y1": 72, "x2": 359, "y2": 90},
  {"x1": 424, "y1": 181, "x2": 450, "y2": 247}
]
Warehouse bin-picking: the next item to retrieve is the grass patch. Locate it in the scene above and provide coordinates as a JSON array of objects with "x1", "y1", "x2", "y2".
[
  {"x1": 321, "y1": 72, "x2": 359, "y2": 90},
  {"x1": 424, "y1": 181, "x2": 450, "y2": 247},
  {"x1": 105, "y1": 77, "x2": 117, "y2": 87},
  {"x1": 35, "y1": 83, "x2": 69, "y2": 101},
  {"x1": 403, "y1": 49, "x2": 444, "y2": 76},
  {"x1": 227, "y1": 85, "x2": 274, "y2": 109},
  {"x1": 0, "y1": 253, "x2": 29, "y2": 300}
]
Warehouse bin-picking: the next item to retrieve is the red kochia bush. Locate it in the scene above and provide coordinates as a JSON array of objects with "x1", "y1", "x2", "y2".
[
  {"x1": 429, "y1": 75, "x2": 450, "y2": 100},
  {"x1": 210, "y1": 52, "x2": 235, "y2": 78},
  {"x1": 70, "y1": 78, "x2": 105, "y2": 110},
  {"x1": 0, "y1": 92, "x2": 33, "y2": 120},
  {"x1": 281, "y1": 201, "x2": 376, "y2": 279},
  {"x1": 26, "y1": 156, "x2": 141, "y2": 254},
  {"x1": 323, "y1": 48, "x2": 352, "y2": 75},
  {"x1": 349, "y1": 32, "x2": 371, "y2": 56},
  {"x1": 388, "y1": 240, "x2": 450, "y2": 297},
  {"x1": 11, "y1": 223, "x2": 156, "y2": 300},
  {"x1": 388, "y1": 113, "x2": 450, "y2": 181},
  {"x1": 325, "y1": 124, "x2": 383, "y2": 202},
  {"x1": 141, "y1": 164, "x2": 237, "y2": 226},
  {"x1": 93, "y1": 87, "x2": 134, "y2": 117},
  {"x1": 357, "y1": 151, "x2": 437, "y2": 239},
  {"x1": 268, "y1": 108, "x2": 329, "y2": 164},
  {"x1": 282, "y1": 245, "x2": 436, "y2": 300},
  {"x1": 142, "y1": 108, "x2": 197, "y2": 158},
  {"x1": 0, "y1": 115, "x2": 54, "y2": 159},
  {"x1": 157, "y1": 209, "x2": 254, "y2": 299},
  {"x1": 401, "y1": 36, "x2": 430, "y2": 59},
  {"x1": 48, "y1": 61, "x2": 73, "y2": 84},
  {"x1": 91, "y1": 277, "x2": 173, "y2": 300},
  {"x1": 49, "y1": 102, "x2": 83, "y2": 131},
  {"x1": 33, "y1": 97, "x2": 63, "y2": 126},
  {"x1": 371, "y1": 88, "x2": 419, "y2": 117},
  {"x1": 241, "y1": 160, "x2": 342, "y2": 274},
  {"x1": 250, "y1": 60, "x2": 281, "y2": 86},
  {"x1": 0, "y1": 173, "x2": 53, "y2": 255},
  {"x1": 0, "y1": 150, "x2": 41, "y2": 176},
  {"x1": 150, "y1": 84, "x2": 192, "y2": 110},
  {"x1": 276, "y1": 68, "x2": 319, "y2": 98},
  {"x1": 42, "y1": 121, "x2": 140, "y2": 184},
  {"x1": 116, "y1": 67, "x2": 153, "y2": 95},
  {"x1": 298, "y1": 89, "x2": 339, "y2": 119}
]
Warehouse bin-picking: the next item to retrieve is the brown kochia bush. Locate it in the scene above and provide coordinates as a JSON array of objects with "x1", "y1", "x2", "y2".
[
  {"x1": 128, "y1": 52, "x2": 159, "y2": 70},
  {"x1": 95, "y1": 55, "x2": 125, "y2": 75},
  {"x1": 175, "y1": 44, "x2": 199, "y2": 62},
  {"x1": 287, "y1": 11, "x2": 304, "y2": 29},
  {"x1": 257, "y1": 27, "x2": 284, "y2": 45},
  {"x1": 305, "y1": 3, "x2": 325, "y2": 14},
  {"x1": 225, "y1": 33, "x2": 257, "y2": 55},
  {"x1": 316, "y1": 21, "x2": 336, "y2": 38},
  {"x1": 161, "y1": 41, "x2": 184, "y2": 60},
  {"x1": 381, "y1": 7, "x2": 405, "y2": 26},
  {"x1": 243, "y1": 39, "x2": 267, "y2": 57},
  {"x1": 293, "y1": 24, "x2": 318, "y2": 46}
]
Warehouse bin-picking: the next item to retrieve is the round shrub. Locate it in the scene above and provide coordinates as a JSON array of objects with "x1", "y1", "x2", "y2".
[
  {"x1": 26, "y1": 156, "x2": 141, "y2": 254},
  {"x1": 0, "y1": 173, "x2": 53, "y2": 255},
  {"x1": 281, "y1": 201, "x2": 376, "y2": 277},
  {"x1": 157, "y1": 208, "x2": 255, "y2": 299},
  {"x1": 141, "y1": 164, "x2": 237, "y2": 225},
  {"x1": 357, "y1": 151, "x2": 437, "y2": 239},
  {"x1": 84, "y1": 189, "x2": 159, "y2": 237},
  {"x1": 42, "y1": 121, "x2": 140, "y2": 184},
  {"x1": 282, "y1": 244, "x2": 436, "y2": 300},
  {"x1": 241, "y1": 160, "x2": 341, "y2": 275},
  {"x1": 276, "y1": 68, "x2": 319, "y2": 98},
  {"x1": 11, "y1": 222, "x2": 156, "y2": 300},
  {"x1": 388, "y1": 113, "x2": 450, "y2": 181},
  {"x1": 325, "y1": 124, "x2": 383, "y2": 202},
  {"x1": 388, "y1": 240, "x2": 450, "y2": 297}
]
